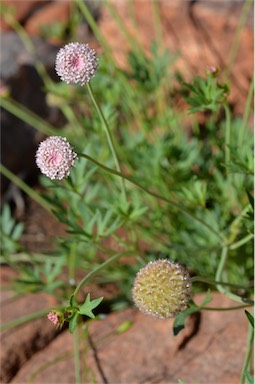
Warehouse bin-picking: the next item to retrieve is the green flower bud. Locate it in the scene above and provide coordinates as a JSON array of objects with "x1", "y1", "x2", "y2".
[{"x1": 132, "y1": 259, "x2": 191, "y2": 319}]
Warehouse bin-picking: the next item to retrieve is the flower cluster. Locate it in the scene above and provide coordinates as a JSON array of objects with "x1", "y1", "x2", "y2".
[
  {"x1": 55, "y1": 42, "x2": 98, "y2": 86},
  {"x1": 132, "y1": 259, "x2": 191, "y2": 319},
  {"x1": 36, "y1": 136, "x2": 77, "y2": 180},
  {"x1": 47, "y1": 311, "x2": 60, "y2": 326}
]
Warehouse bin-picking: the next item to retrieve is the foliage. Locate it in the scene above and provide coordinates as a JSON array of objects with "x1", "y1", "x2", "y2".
[
  {"x1": 0, "y1": 1, "x2": 253, "y2": 382},
  {"x1": 0, "y1": 204, "x2": 24, "y2": 258}
]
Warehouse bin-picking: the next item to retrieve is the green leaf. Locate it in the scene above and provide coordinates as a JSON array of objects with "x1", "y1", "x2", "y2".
[
  {"x1": 173, "y1": 306, "x2": 198, "y2": 336},
  {"x1": 245, "y1": 310, "x2": 254, "y2": 328},
  {"x1": 78, "y1": 294, "x2": 103, "y2": 318},
  {"x1": 70, "y1": 294, "x2": 78, "y2": 307},
  {"x1": 244, "y1": 371, "x2": 254, "y2": 384},
  {"x1": 69, "y1": 312, "x2": 79, "y2": 334},
  {"x1": 246, "y1": 190, "x2": 254, "y2": 211},
  {"x1": 116, "y1": 320, "x2": 133, "y2": 334},
  {"x1": 173, "y1": 291, "x2": 212, "y2": 336}
]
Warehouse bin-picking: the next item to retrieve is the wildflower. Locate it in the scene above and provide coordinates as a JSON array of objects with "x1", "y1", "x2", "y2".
[
  {"x1": 132, "y1": 259, "x2": 191, "y2": 319},
  {"x1": 55, "y1": 42, "x2": 98, "y2": 85},
  {"x1": 36, "y1": 136, "x2": 77, "y2": 180},
  {"x1": 207, "y1": 65, "x2": 217, "y2": 74},
  {"x1": 47, "y1": 311, "x2": 60, "y2": 326}
]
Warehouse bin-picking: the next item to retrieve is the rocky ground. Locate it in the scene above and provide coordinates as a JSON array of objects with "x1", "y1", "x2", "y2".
[{"x1": 1, "y1": 1, "x2": 254, "y2": 383}]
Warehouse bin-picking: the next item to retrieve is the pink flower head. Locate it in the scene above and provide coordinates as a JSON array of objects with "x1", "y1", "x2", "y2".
[
  {"x1": 55, "y1": 42, "x2": 98, "y2": 85},
  {"x1": 47, "y1": 311, "x2": 59, "y2": 326},
  {"x1": 36, "y1": 136, "x2": 78, "y2": 180},
  {"x1": 207, "y1": 65, "x2": 217, "y2": 73}
]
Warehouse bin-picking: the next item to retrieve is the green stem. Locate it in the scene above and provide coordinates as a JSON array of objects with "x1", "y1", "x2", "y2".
[
  {"x1": 0, "y1": 305, "x2": 65, "y2": 332},
  {"x1": 224, "y1": 0, "x2": 253, "y2": 78},
  {"x1": 239, "y1": 76, "x2": 254, "y2": 145},
  {"x1": 74, "y1": 0, "x2": 113, "y2": 60},
  {"x1": 74, "y1": 326, "x2": 81, "y2": 384},
  {"x1": 68, "y1": 243, "x2": 77, "y2": 287},
  {"x1": 202, "y1": 304, "x2": 254, "y2": 311},
  {"x1": 240, "y1": 321, "x2": 254, "y2": 384},
  {"x1": 191, "y1": 276, "x2": 252, "y2": 290},
  {"x1": 77, "y1": 152, "x2": 224, "y2": 242},
  {"x1": 215, "y1": 246, "x2": 249, "y2": 304},
  {"x1": 127, "y1": 0, "x2": 138, "y2": 30},
  {"x1": 216, "y1": 246, "x2": 228, "y2": 294},
  {"x1": 105, "y1": 0, "x2": 141, "y2": 54},
  {"x1": 0, "y1": 97, "x2": 56, "y2": 136},
  {"x1": 224, "y1": 103, "x2": 231, "y2": 170},
  {"x1": 0, "y1": 164, "x2": 52, "y2": 212},
  {"x1": 229, "y1": 233, "x2": 254, "y2": 250},
  {"x1": 75, "y1": 0, "x2": 147, "y2": 131},
  {"x1": 60, "y1": 104, "x2": 84, "y2": 139},
  {"x1": 73, "y1": 251, "x2": 133, "y2": 301},
  {"x1": 86, "y1": 82, "x2": 127, "y2": 202},
  {"x1": 152, "y1": 0, "x2": 163, "y2": 48}
]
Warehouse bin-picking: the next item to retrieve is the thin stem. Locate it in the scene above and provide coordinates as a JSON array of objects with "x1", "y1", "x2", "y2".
[
  {"x1": 86, "y1": 82, "x2": 127, "y2": 202},
  {"x1": 224, "y1": 0, "x2": 253, "y2": 79},
  {"x1": 191, "y1": 276, "x2": 252, "y2": 290},
  {"x1": 0, "y1": 97, "x2": 56, "y2": 136},
  {"x1": 0, "y1": 305, "x2": 65, "y2": 332},
  {"x1": 78, "y1": 152, "x2": 224, "y2": 242},
  {"x1": 74, "y1": 0, "x2": 113, "y2": 60},
  {"x1": 229, "y1": 233, "x2": 254, "y2": 250},
  {"x1": 105, "y1": 0, "x2": 141, "y2": 54},
  {"x1": 152, "y1": 0, "x2": 163, "y2": 48},
  {"x1": 68, "y1": 243, "x2": 77, "y2": 287},
  {"x1": 201, "y1": 304, "x2": 254, "y2": 312},
  {"x1": 215, "y1": 246, "x2": 250, "y2": 304},
  {"x1": 240, "y1": 321, "x2": 254, "y2": 384},
  {"x1": 224, "y1": 104, "x2": 231, "y2": 169},
  {"x1": 216, "y1": 246, "x2": 228, "y2": 294},
  {"x1": 74, "y1": 326, "x2": 81, "y2": 384},
  {"x1": 227, "y1": 204, "x2": 251, "y2": 245},
  {"x1": 239, "y1": 76, "x2": 254, "y2": 145},
  {"x1": 60, "y1": 104, "x2": 84, "y2": 139},
  {"x1": 76, "y1": 0, "x2": 147, "y2": 131},
  {"x1": 0, "y1": 164, "x2": 52, "y2": 212},
  {"x1": 127, "y1": 0, "x2": 138, "y2": 30},
  {"x1": 73, "y1": 251, "x2": 133, "y2": 301}
]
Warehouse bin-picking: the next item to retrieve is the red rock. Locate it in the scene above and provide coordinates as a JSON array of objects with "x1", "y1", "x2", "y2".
[
  {"x1": 0, "y1": 267, "x2": 59, "y2": 383},
  {"x1": 25, "y1": 0, "x2": 71, "y2": 43},
  {"x1": 0, "y1": 1, "x2": 42, "y2": 31},
  {"x1": 11, "y1": 293, "x2": 251, "y2": 384},
  {"x1": 99, "y1": 0, "x2": 253, "y2": 116}
]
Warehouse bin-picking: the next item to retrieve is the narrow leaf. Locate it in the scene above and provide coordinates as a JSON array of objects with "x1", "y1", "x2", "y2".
[
  {"x1": 69, "y1": 312, "x2": 79, "y2": 334},
  {"x1": 245, "y1": 310, "x2": 254, "y2": 328}
]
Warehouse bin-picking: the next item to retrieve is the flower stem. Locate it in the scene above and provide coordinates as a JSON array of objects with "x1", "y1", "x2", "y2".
[
  {"x1": 229, "y1": 233, "x2": 254, "y2": 250},
  {"x1": 0, "y1": 96, "x2": 56, "y2": 136},
  {"x1": 0, "y1": 163, "x2": 52, "y2": 212},
  {"x1": 77, "y1": 152, "x2": 224, "y2": 242},
  {"x1": 240, "y1": 321, "x2": 254, "y2": 384},
  {"x1": 74, "y1": 326, "x2": 81, "y2": 384},
  {"x1": 239, "y1": 76, "x2": 254, "y2": 145},
  {"x1": 201, "y1": 304, "x2": 254, "y2": 311},
  {"x1": 86, "y1": 82, "x2": 127, "y2": 202},
  {"x1": 214, "y1": 246, "x2": 250, "y2": 304},
  {"x1": 224, "y1": 103, "x2": 231, "y2": 170},
  {"x1": 191, "y1": 276, "x2": 252, "y2": 290},
  {"x1": 0, "y1": 305, "x2": 65, "y2": 332},
  {"x1": 152, "y1": 0, "x2": 163, "y2": 48},
  {"x1": 73, "y1": 251, "x2": 133, "y2": 301}
]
